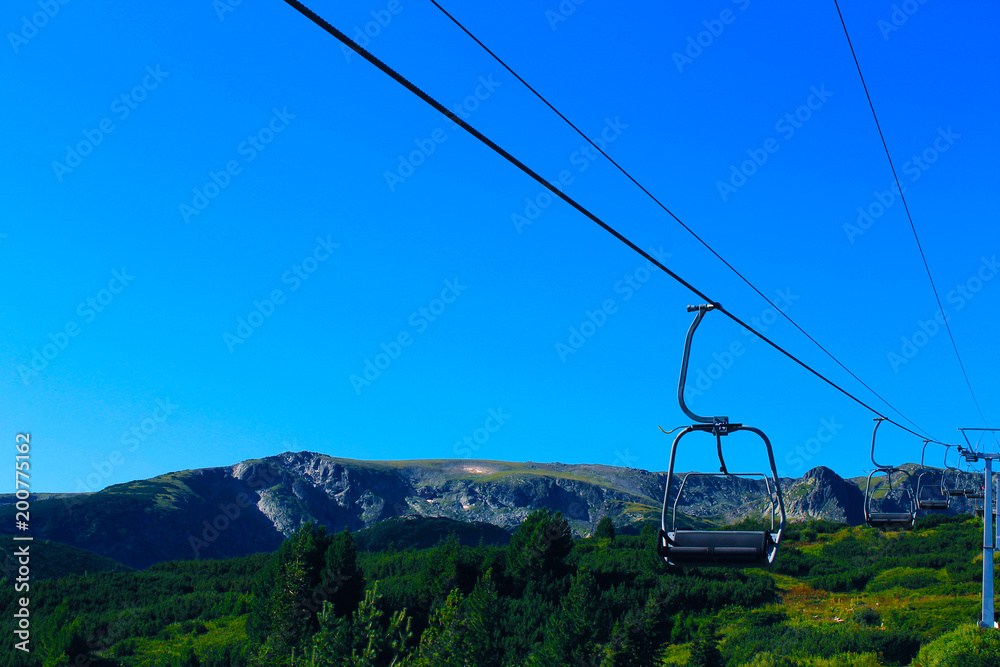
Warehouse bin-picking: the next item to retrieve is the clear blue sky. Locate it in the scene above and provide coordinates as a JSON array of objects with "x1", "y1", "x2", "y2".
[{"x1": 3, "y1": 0, "x2": 998, "y2": 492}]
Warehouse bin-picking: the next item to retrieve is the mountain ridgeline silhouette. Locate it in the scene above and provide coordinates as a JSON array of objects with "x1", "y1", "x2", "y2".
[{"x1": 0, "y1": 452, "x2": 982, "y2": 570}]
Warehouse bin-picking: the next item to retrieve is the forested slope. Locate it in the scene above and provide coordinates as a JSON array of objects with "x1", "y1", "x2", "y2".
[{"x1": 2, "y1": 513, "x2": 998, "y2": 666}]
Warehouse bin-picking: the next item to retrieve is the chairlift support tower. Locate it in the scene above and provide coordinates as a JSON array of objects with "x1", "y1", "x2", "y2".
[{"x1": 958, "y1": 427, "x2": 1000, "y2": 629}]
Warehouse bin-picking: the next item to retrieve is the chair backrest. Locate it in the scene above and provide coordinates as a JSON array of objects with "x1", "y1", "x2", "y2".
[{"x1": 670, "y1": 471, "x2": 776, "y2": 533}]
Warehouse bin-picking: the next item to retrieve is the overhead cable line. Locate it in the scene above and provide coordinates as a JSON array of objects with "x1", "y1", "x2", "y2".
[
  {"x1": 832, "y1": 0, "x2": 994, "y2": 438},
  {"x1": 424, "y1": 0, "x2": 933, "y2": 442},
  {"x1": 280, "y1": 0, "x2": 950, "y2": 446}
]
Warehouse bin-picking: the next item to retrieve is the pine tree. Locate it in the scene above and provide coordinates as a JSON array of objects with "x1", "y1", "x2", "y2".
[
  {"x1": 306, "y1": 600, "x2": 346, "y2": 666},
  {"x1": 322, "y1": 528, "x2": 365, "y2": 618},
  {"x1": 594, "y1": 517, "x2": 615, "y2": 541},
  {"x1": 249, "y1": 522, "x2": 336, "y2": 649},
  {"x1": 256, "y1": 552, "x2": 313, "y2": 665},
  {"x1": 530, "y1": 571, "x2": 602, "y2": 665},
  {"x1": 462, "y1": 570, "x2": 505, "y2": 667},
  {"x1": 406, "y1": 589, "x2": 467, "y2": 667},
  {"x1": 687, "y1": 622, "x2": 723, "y2": 667},
  {"x1": 507, "y1": 509, "x2": 574, "y2": 582},
  {"x1": 601, "y1": 595, "x2": 662, "y2": 666},
  {"x1": 405, "y1": 570, "x2": 505, "y2": 667},
  {"x1": 37, "y1": 601, "x2": 89, "y2": 667},
  {"x1": 346, "y1": 583, "x2": 413, "y2": 667}
]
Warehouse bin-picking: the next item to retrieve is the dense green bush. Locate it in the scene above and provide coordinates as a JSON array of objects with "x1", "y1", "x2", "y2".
[
  {"x1": 853, "y1": 606, "x2": 881, "y2": 627},
  {"x1": 911, "y1": 625, "x2": 1000, "y2": 666},
  {"x1": 723, "y1": 623, "x2": 920, "y2": 666},
  {"x1": 772, "y1": 545, "x2": 821, "y2": 577},
  {"x1": 866, "y1": 567, "x2": 941, "y2": 593}
]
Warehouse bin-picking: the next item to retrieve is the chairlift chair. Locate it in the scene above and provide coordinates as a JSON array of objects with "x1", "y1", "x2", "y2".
[
  {"x1": 658, "y1": 304, "x2": 786, "y2": 568},
  {"x1": 915, "y1": 440, "x2": 949, "y2": 511},
  {"x1": 864, "y1": 418, "x2": 916, "y2": 530},
  {"x1": 972, "y1": 493, "x2": 994, "y2": 518},
  {"x1": 970, "y1": 477, "x2": 994, "y2": 518},
  {"x1": 943, "y1": 445, "x2": 972, "y2": 497},
  {"x1": 945, "y1": 468, "x2": 970, "y2": 497},
  {"x1": 966, "y1": 472, "x2": 986, "y2": 500},
  {"x1": 916, "y1": 473, "x2": 949, "y2": 510},
  {"x1": 967, "y1": 473, "x2": 994, "y2": 518}
]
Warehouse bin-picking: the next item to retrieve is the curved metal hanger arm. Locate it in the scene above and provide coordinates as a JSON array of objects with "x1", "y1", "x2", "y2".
[
  {"x1": 676, "y1": 304, "x2": 726, "y2": 428},
  {"x1": 869, "y1": 417, "x2": 890, "y2": 469}
]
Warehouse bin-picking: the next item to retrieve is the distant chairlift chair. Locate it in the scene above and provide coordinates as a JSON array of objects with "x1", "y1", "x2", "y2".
[
  {"x1": 658, "y1": 304, "x2": 786, "y2": 568},
  {"x1": 965, "y1": 472, "x2": 996, "y2": 518},
  {"x1": 940, "y1": 446, "x2": 990, "y2": 515},
  {"x1": 915, "y1": 440, "x2": 949, "y2": 511},
  {"x1": 944, "y1": 445, "x2": 976, "y2": 497},
  {"x1": 966, "y1": 470, "x2": 987, "y2": 500},
  {"x1": 864, "y1": 418, "x2": 916, "y2": 530}
]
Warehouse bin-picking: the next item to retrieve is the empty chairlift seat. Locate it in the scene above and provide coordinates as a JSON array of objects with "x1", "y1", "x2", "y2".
[
  {"x1": 659, "y1": 449, "x2": 785, "y2": 567},
  {"x1": 659, "y1": 473, "x2": 780, "y2": 567},
  {"x1": 865, "y1": 511, "x2": 917, "y2": 529},
  {"x1": 657, "y1": 305, "x2": 785, "y2": 568},
  {"x1": 864, "y1": 473, "x2": 916, "y2": 529},
  {"x1": 942, "y1": 445, "x2": 980, "y2": 497},
  {"x1": 864, "y1": 418, "x2": 916, "y2": 530},
  {"x1": 916, "y1": 442, "x2": 949, "y2": 511},
  {"x1": 917, "y1": 497, "x2": 949, "y2": 510},
  {"x1": 660, "y1": 529, "x2": 776, "y2": 565},
  {"x1": 965, "y1": 469, "x2": 988, "y2": 500}
]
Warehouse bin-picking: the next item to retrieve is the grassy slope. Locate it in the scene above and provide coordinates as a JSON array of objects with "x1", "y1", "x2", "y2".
[
  {"x1": 111, "y1": 615, "x2": 248, "y2": 665},
  {"x1": 661, "y1": 519, "x2": 993, "y2": 666}
]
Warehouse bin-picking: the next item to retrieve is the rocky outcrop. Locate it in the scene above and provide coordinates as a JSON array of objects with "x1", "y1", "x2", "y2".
[{"x1": 782, "y1": 466, "x2": 866, "y2": 524}]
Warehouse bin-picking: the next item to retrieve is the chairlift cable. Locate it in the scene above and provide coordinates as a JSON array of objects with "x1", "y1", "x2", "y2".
[
  {"x1": 832, "y1": 0, "x2": 994, "y2": 438},
  {"x1": 280, "y1": 0, "x2": 953, "y2": 446},
  {"x1": 424, "y1": 0, "x2": 932, "y2": 441}
]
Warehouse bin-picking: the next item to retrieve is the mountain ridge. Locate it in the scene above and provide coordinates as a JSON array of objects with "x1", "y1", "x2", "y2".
[{"x1": 0, "y1": 451, "x2": 984, "y2": 569}]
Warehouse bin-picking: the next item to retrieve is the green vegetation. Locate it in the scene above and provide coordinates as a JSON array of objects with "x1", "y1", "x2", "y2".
[
  {"x1": 0, "y1": 534, "x2": 129, "y2": 580},
  {"x1": 353, "y1": 516, "x2": 510, "y2": 552},
  {"x1": 910, "y1": 625, "x2": 1000, "y2": 666},
  {"x1": 774, "y1": 515, "x2": 989, "y2": 600},
  {"x1": 1, "y1": 512, "x2": 998, "y2": 665},
  {"x1": 595, "y1": 516, "x2": 616, "y2": 540}
]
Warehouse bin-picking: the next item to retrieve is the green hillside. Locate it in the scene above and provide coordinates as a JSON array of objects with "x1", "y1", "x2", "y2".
[
  {"x1": 1, "y1": 513, "x2": 998, "y2": 666},
  {"x1": 0, "y1": 534, "x2": 129, "y2": 581}
]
